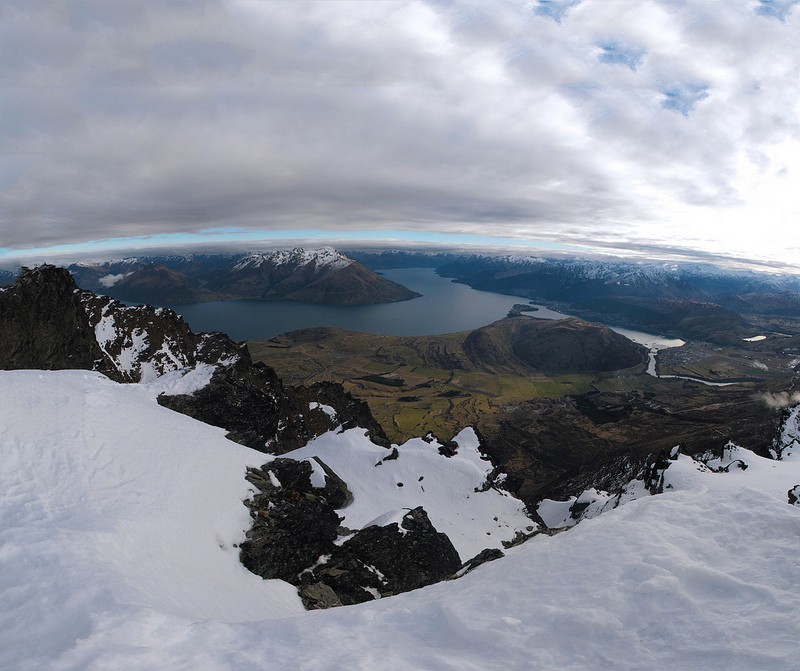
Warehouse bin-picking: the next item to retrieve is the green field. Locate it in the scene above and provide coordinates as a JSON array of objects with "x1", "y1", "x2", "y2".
[{"x1": 249, "y1": 328, "x2": 654, "y2": 442}]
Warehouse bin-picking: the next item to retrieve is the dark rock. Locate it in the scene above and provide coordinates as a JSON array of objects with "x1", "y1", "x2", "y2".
[
  {"x1": 332, "y1": 507, "x2": 462, "y2": 597},
  {"x1": 0, "y1": 265, "x2": 104, "y2": 371},
  {"x1": 455, "y1": 548, "x2": 505, "y2": 577},
  {"x1": 241, "y1": 462, "x2": 464, "y2": 610},
  {"x1": 240, "y1": 459, "x2": 342, "y2": 583},
  {"x1": 158, "y1": 361, "x2": 389, "y2": 453},
  {"x1": 789, "y1": 486, "x2": 800, "y2": 506},
  {"x1": 298, "y1": 582, "x2": 343, "y2": 610}
]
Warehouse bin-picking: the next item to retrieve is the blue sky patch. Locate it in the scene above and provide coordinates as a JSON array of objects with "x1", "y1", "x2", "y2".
[
  {"x1": 661, "y1": 83, "x2": 710, "y2": 117},
  {"x1": 598, "y1": 41, "x2": 646, "y2": 71},
  {"x1": 755, "y1": 0, "x2": 799, "y2": 21},
  {"x1": 534, "y1": 0, "x2": 582, "y2": 23}
]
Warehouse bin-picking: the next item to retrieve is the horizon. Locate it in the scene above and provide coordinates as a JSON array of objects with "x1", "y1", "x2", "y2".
[{"x1": 2, "y1": 1, "x2": 800, "y2": 273}]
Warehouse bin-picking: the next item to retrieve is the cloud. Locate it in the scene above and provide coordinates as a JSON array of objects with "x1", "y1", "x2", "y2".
[
  {"x1": 1, "y1": 0, "x2": 800, "y2": 270},
  {"x1": 757, "y1": 391, "x2": 800, "y2": 409}
]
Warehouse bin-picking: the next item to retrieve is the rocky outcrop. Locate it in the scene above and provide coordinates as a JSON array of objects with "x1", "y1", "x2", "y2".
[
  {"x1": 157, "y1": 363, "x2": 389, "y2": 453},
  {"x1": 1, "y1": 265, "x2": 388, "y2": 452},
  {"x1": 0, "y1": 265, "x2": 105, "y2": 371},
  {"x1": 240, "y1": 458, "x2": 462, "y2": 608},
  {"x1": 0, "y1": 265, "x2": 243, "y2": 382}
]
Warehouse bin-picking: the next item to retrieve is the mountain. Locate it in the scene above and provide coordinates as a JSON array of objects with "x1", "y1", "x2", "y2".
[
  {"x1": 1, "y1": 369, "x2": 798, "y2": 669},
  {"x1": 0, "y1": 265, "x2": 531, "y2": 610},
  {"x1": 67, "y1": 247, "x2": 420, "y2": 306},
  {"x1": 349, "y1": 251, "x2": 800, "y2": 344},
  {"x1": 3, "y1": 262, "x2": 800, "y2": 668}
]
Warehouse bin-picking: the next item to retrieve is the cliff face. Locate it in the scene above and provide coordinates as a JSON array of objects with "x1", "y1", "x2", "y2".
[{"x1": 0, "y1": 265, "x2": 104, "y2": 371}]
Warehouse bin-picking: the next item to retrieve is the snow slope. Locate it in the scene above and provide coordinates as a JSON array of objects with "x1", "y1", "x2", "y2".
[{"x1": 2, "y1": 371, "x2": 800, "y2": 670}]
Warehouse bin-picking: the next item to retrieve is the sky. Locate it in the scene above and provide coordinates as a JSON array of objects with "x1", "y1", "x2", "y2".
[{"x1": 1, "y1": 0, "x2": 800, "y2": 271}]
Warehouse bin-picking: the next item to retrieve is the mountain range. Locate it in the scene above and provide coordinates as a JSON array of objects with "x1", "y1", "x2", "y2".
[
  {"x1": 63, "y1": 247, "x2": 420, "y2": 305},
  {"x1": 347, "y1": 250, "x2": 800, "y2": 344}
]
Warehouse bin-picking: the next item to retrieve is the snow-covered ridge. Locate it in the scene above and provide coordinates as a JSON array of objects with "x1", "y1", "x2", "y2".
[
  {"x1": 439, "y1": 253, "x2": 800, "y2": 288},
  {"x1": 3, "y1": 371, "x2": 799, "y2": 670},
  {"x1": 232, "y1": 247, "x2": 353, "y2": 272}
]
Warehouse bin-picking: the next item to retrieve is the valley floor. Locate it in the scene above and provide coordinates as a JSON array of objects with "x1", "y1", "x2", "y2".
[{"x1": 2, "y1": 370, "x2": 799, "y2": 670}]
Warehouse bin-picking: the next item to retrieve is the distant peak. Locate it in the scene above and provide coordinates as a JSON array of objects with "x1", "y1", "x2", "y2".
[{"x1": 233, "y1": 247, "x2": 353, "y2": 271}]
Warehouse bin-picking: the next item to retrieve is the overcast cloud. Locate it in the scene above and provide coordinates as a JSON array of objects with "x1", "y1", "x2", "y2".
[{"x1": 1, "y1": 0, "x2": 799, "y2": 269}]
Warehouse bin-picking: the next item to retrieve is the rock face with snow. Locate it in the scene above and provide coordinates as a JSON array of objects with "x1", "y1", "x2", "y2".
[
  {"x1": 157, "y1": 367, "x2": 389, "y2": 453},
  {"x1": 240, "y1": 457, "x2": 462, "y2": 608},
  {"x1": 0, "y1": 265, "x2": 387, "y2": 452},
  {"x1": 0, "y1": 265, "x2": 241, "y2": 382}
]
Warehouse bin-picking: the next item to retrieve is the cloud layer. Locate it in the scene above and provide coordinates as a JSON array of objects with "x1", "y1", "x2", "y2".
[{"x1": 2, "y1": 0, "x2": 800, "y2": 267}]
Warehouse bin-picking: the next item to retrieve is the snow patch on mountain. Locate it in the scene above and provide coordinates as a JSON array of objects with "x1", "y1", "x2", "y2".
[
  {"x1": 537, "y1": 479, "x2": 650, "y2": 529},
  {"x1": 284, "y1": 427, "x2": 535, "y2": 560},
  {"x1": 233, "y1": 247, "x2": 352, "y2": 272}
]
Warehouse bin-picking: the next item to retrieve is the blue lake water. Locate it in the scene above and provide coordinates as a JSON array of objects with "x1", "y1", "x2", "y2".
[{"x1": 170, "y1": 268, "x2": 538, "y2": 341}]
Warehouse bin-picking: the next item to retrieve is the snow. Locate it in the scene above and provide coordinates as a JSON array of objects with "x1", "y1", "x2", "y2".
[
  {"x1": 2, "y1": 370, "x2": 800, "y2": 671},
  {"x1": 232, "y1": 247, "x2": 352, "y2": 272},
  {"x1": 0, "y1": 371, "x2": 303, "y2": 671},
  {"x1": 743, "y1": 335, "x2": 768, "y2": 342},
  {"x1": 537, "y1": 480, "x2": 650, "y2": 528},
  {"x1": 284, "y1": 427, "x2": 535, "y2": 560},
  {"x1": 142, "y1": 362, "x2": 216, "y2": 397},
  {"x1": 309, "y1": 401, "x2": 337, "y2": 419}
]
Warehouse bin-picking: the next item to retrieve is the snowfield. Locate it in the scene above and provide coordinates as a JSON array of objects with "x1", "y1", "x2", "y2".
[{"x1": 2, "y1": 370, "x2": 800, "y2": 670}]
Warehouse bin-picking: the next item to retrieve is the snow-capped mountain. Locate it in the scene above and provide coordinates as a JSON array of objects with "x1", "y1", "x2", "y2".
[{"x1": 66, "y1": 247, "x2": 420, "y2": 306}]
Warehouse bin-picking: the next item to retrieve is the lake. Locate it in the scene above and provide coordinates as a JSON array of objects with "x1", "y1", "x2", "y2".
[
  {"x1": 171, "y1": 267, "x2": 686, "y2": 355},
  {"x1": 171, "y1": 268, "x2": 532, "y2": 341}
]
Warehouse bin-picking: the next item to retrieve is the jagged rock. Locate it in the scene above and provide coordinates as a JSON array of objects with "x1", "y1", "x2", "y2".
[
  {"x1": 0, "y1": 265, "x2": 104, "y2": 371},
  {"x1": 157, "y1": 360, "x2": 388, "y2": 453},
  {"x1": 1, "y1": 264, "x2": 388, "y2": 455},
  {"x1": 0, "y1": 265, "x2": 245, "y2": 382},
  {"x1": 240, "y1": 459, "x2": 342, "y2": 583},
  {"x1": 789, "y1": 486, "x2": 800, "y2": 506},
  {"x1": 311, "y1": 457, "x2": 353, "y2": 508},
  {"x1": 296, "y1": 507, "x2": 462, "y2": 607},
  {"x1": 240, "y1": 458, "x2": 462, "y2": 609},
  {"x1": 454, "y1": 548, "x2": 505, "y2": 578},
  {"x1": 297, "y1": 582, "x2": 343, "y2": 610}
]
